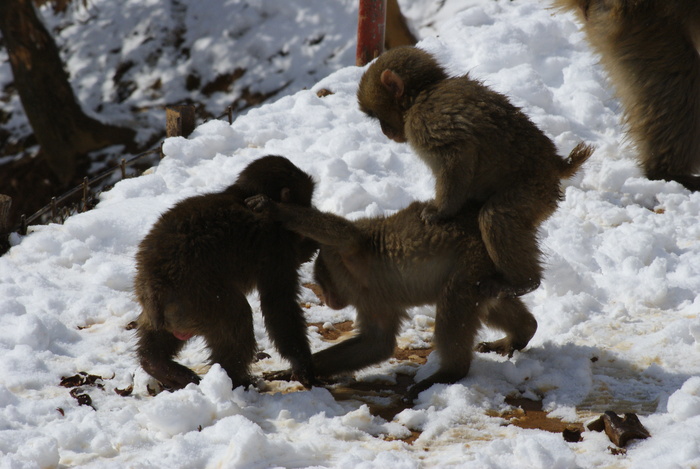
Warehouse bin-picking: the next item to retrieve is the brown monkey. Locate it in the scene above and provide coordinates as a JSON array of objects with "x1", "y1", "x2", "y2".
[
  {"x1": 357, "y1": 46, "x2": 592, "y2": 298},
  {"x1": 554, "y1": 0, "x2": 700, "y2": 190},
  {"x1": 134, "y1": 155, "x2": 318, "y2": 390},
  {"x1": 245, "y1": 197, "x2": 535, "y2": 402},
  {"x1": 385, "y1": 0, "x2": 418, "y2": 50},
  {"x1": 246, "y1": 145, "x2": 589, "y2": 401}
]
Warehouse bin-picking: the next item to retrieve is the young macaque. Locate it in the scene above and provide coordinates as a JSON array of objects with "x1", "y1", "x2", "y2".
[
  {"x1": 554, "y1": 0, "x2": 700, "y2": 190},
  {"x1": 134, "y1": 155, "x2": 318, "y2": 391},
  {"x1": 357, "y1": 46, "x2": 592, "y2": 298},
  {"x1": 247, "y1": 185, "x2": 593, "y2": 402}
]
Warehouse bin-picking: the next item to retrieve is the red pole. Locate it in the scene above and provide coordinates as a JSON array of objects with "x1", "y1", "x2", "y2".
[{"x1": 356, "y1": 0, "x2": 386, "y2": 66}]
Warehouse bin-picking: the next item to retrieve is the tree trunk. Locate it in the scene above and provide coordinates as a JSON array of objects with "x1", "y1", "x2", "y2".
[{"x1": 0, "y1": 0, "x2": 135, "y2": 184}]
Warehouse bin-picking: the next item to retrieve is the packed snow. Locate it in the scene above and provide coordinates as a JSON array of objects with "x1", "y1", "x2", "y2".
[{"x1": 2, "y1": 0, "x2": 700, "y2": 467}]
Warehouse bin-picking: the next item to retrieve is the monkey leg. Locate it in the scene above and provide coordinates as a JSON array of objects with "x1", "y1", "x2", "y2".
[
  {"x1": 477, "y1": 185, "x2": 556, "y2": 298},
  {"x1": 475, "y1": 297, "x2": 537, "y2": 357},
  {"x1": 136, "y1": 325, "x2": 200, "y2": 390},
  {"x1": 407, "y1": 279, "x2": 482, "y2": 403},
  {"x1": 265, "y1": 321, "x2": 399, "y2": 383},
  {"x1": 258, "y1": 261, "x2": 315, "y2": 388},
  {"x1": 313, "y1": 311, "x2": 403, "y2": 378},
  {"x1": 421, "y1": 149, "x2": 476, "y2": 225},
  {"x1": 200, "y1": 290, "x2": 256, "y2": 389}
]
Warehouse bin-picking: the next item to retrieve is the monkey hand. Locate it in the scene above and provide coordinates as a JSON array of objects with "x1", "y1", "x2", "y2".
[
  {"x1": 245, "y1": 194, "x2": 276, "y2": 213},
  {"x1": 419, "y1": 205, "x2": 448, "y2": 225},
  {"x1": 478, "y1": 276, "x2": 540, "y2": 299},
  {"x1": 476, "y1": 338, "x2": 518, "y2": 358},
  {"x1": 290, "y1": 369, "x2": 319, "y2": 389}
]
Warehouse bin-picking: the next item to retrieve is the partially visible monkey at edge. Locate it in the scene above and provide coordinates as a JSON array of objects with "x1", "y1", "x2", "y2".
[
  {"x1": 246, "y1": 147, "x2": 588, "y2": 401},
  {"x1": 555, "y1": 0, "x2": 700, "y2": 191},
  {"x1": 134, "y1": 155, "x2": 318, "y2": 391},
  {"x1": 357, "y1": 46, "x2": 592, "y2": 299}
]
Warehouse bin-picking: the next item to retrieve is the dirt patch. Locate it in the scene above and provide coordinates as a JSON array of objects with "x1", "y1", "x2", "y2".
[
  {"x1": 303, "y1": 316, "x2": 586, "y2": 444},
  {"x1": 393, "y1": 347, "x2": 431, "y2": 365},
  {"x1": 308, "y1": 320, "x2": 354, "y2": 342},
  {"x1": 329, "y1": 373, "x2": 415, "y2": 423},
  {"x1": 495, "y1": 396, "x2": 585, "y2": 440}
]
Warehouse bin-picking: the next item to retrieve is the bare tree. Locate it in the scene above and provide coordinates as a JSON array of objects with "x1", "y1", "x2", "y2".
[{"x1": 0, "y1": 0, "x2": 135, "y2": 184}]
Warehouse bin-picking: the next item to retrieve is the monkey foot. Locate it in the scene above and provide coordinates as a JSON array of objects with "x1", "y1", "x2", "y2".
[
  {"x1": 587, "y1": 411, "x2": 651, "y2": 447},
  {"x1": 402, "y1": 370, "x2": 468, "y2": 405},
  {"x1": 263, "y1": 369, "x2": 294, "y2": 382},
  {"x1": 478, "y1": 277, "x2": 540, "y2": 299},
  {"x1": 475, "y1": 339, "x2": 518, "y2": 358},
  {"x1": 290, "y1": 370, "x2": 319, "y2": 389},
  {"x1": 155, "y1": 371, "x2": 200, "y2": 391},
  {"x1": 141, "y1": 359, "x2": 201, "y2": 391},
  {"x1": 264, "y1": 369, "x2": 336, "y2": 389}
]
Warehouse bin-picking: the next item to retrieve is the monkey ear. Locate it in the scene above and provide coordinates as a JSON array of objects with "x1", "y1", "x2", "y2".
[
  {"x1": 280, "y1": 187, "x2": 291, "y2": 203},
  {"x1": 380, "y1": 69, "x2": 404, "y2": 99}
]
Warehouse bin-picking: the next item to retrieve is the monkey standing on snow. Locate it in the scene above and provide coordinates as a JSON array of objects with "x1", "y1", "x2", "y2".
[
  {"x1": 134, "y1": 155, "x2": 318, "y2": 391},
  {"x1": 357, "y1": 46, "x2": 593, "y2": 299},
  {"x1": 554, "y1": 0, "x2": 700, "y2": 191},
  {"x1": 246, "y1": 195, "x2": 540, "y2": 403}
]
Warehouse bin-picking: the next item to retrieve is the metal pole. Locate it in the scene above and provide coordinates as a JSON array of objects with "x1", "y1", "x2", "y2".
[{"x1": 356, "y1": 0, "x2": 387, "y2": 66}]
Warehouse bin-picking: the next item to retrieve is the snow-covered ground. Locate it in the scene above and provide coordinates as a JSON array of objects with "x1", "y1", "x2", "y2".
[{"x1": 1, "y1": 1, "x2": 700, "y2": 467}]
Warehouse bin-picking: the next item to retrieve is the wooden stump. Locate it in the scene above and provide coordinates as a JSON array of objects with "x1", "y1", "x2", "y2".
[
  {"x1": 0, "y1": 194, "x2": 12, "y2": 255},
  {"x1": 166, "y1": 105, "x2": 196, "y2": 138}
]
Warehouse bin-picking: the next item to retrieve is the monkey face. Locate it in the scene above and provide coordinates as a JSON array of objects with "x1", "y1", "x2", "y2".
[
  {"x1": 379, "y1": 118, "x2": 406, "y2": 143},
  {"x1": 358, "y1": 97, "x2": 407, "y2": 143},
  {"x1": 358, "y1": 67, "x2": 408, "y2": 144}
]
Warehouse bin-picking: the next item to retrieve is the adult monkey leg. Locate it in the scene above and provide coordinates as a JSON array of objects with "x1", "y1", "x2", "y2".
[
  {"x1": 257, "y1": 243, "x2": 316, "y2": 387},
  {"x1": 406, "y1": 272, "x2": 484, "y2": 401},
  {"x1": 136, "y1": 327, "x2": 199, "y2": 390},
  {"x1": 312, "y1": 306, "x2": 407, "y2": 378},
  {"x1": 554, "y1": 0, "x2": 700, "y2": 190},
  {"x1": 200, "y1": 289, "x2": 256, "y2": 389},
  {"x1": 476, "y1": 178, "x2": 560, "y2": 298},
  {"x1": 476, "y1": 297, "x2": 538, "y2": 357}
]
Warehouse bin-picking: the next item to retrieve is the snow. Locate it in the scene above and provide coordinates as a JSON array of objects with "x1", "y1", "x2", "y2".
[{"x1": 1, "y1": 0, "x2": 700, "y2": 467}]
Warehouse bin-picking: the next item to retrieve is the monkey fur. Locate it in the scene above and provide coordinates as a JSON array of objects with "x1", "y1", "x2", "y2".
[
  {"x1": 555, "y1": 0, "x2": 700, "y2": 190},
  {"x1": 246, "y1": 194, "x2": 552, "y2": 402},
  {"x1": 134, "y1": 155, "x2": 318, "y2": 390},
  {"x1": 357, "y1": 46, "x2": 593, "y2": 298}
]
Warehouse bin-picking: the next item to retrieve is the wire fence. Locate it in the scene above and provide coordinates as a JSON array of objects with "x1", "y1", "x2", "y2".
[
  {"x1": 17, "y1": 147, "x2": 162, "y2": 235},
  {"x1": 3, "y1": 105, "x2": 235, "y2": 240}
]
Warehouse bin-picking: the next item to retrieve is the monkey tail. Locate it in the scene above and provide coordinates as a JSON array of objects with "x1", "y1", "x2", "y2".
[{"x1": 559, "y1": 141, "x2": 594, "y2": 179}]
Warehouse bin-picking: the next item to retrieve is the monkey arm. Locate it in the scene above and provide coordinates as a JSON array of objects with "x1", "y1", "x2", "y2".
[
  {"x1": 433, "y1": 145, "x2": 478, "y2": 215},
  {"x1": 246, "y1": 195, "x2": 366, "y2": 250},
  {"x1": 257, "y1": 238, "x2": 315, "y2": 387}
]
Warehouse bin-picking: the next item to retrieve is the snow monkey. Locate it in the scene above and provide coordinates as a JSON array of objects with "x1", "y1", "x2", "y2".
[
  {"x1": 555, "y1": 0, "x2": 700, "y2": 190},
  {"x1": 357, "y1": 46, "x2": 593, "y2": 298},
  {"x1": 247, "y1": 192, "x2": 587, "y2": 402},
  {"x1": 134, "y1": 156, "x2": 318, "y2": 390}
]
